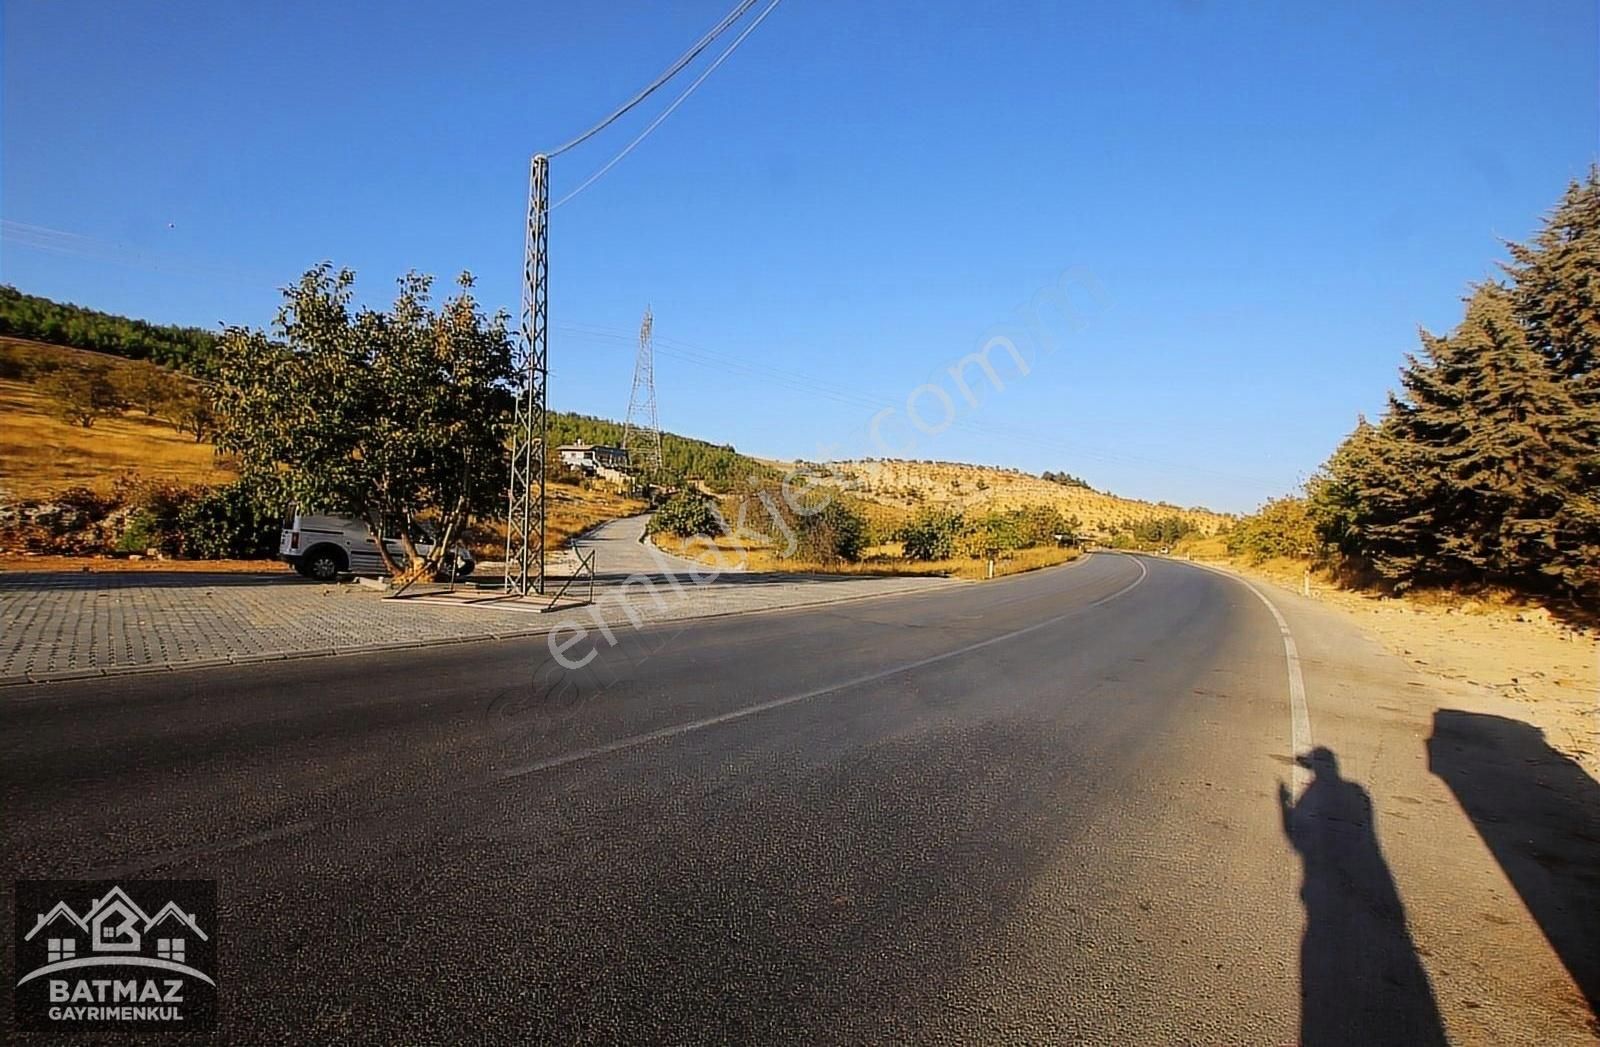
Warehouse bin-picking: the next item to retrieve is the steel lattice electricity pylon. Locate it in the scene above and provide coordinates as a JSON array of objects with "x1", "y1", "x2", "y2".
[
  {"x1": 621, "y1": 306, "x2": 664, "y2": 473},
  {"x1": 504, "y1": 155, "x2": 550, "y2": 595}
]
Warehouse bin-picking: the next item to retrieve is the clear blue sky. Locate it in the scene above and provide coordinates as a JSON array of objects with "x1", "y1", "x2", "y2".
[{"x1": 3, "y1": 1, "x2": 1595, "y2": 511}]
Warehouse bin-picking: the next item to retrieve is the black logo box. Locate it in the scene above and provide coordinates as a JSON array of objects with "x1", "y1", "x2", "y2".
[{"x1": 14, "y1": 880, "x2": 217, "y2": 1032}]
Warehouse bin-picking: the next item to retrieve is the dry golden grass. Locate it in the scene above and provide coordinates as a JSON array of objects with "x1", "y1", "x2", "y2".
[
  {"x1": 1, "y1": 339, "x2": 648, "y2": 559},
  {"x1": 0, "y1": 378, "x2": 235, "y2": 498},
  {"x1": 459, "y1": 478, "x2": 648, "y2": 559},
  {"x1": 653, "y1": 532, "x2": 1080, "y2": 581},
  {"x1": 814, "y1": 459, "x2": 1230, "y2": 537}
]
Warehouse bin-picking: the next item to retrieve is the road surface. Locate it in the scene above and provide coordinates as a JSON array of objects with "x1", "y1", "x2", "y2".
[{"x1": 4, "y1": 553, "x2": 1595, "y2": 1044}]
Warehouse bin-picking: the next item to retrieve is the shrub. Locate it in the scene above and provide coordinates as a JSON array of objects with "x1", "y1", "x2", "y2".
[
  {"x1": 955, "y1": 512, "x2": 1026, "y2": 558},
  {"x1": 900, "y1": 508, "x2": 963, "y2": 560},
  {"x1": 115, "y1": 510, "x2": 164, "y2": 554},
  {"x1": 175, "y1": 482, "x2": 280, "y2": 559},
  {"x1": 648, "y1": 490, "x2": 720, "y2": 538},
  {"x1": 797, "y1": 501, "x2": 866, "y2": 564},
  {"x1": 1226, "y1": 496, "x2": 1320, "y2": 564}
]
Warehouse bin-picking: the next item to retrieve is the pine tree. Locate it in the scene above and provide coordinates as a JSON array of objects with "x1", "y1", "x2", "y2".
[
  {"x1": 1507, "y1": 167, "x2": 1600, "y2": 386},
  {"x1": 1427, "y1": 286, "x2": 1583, "y2": 582},
  {"x1": 1505, "y1": 168, "x2": 1600, "y2": 599}
]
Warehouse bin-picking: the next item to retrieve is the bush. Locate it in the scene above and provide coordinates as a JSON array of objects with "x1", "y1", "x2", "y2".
[
  {"x1": 955, "y1": 512, "x2": 1026, "y2": 558},
  {"x1": 1226, "y1": 496, "x2": 1320, "y2": 563},
  {"x1": 114, "y1": 510, "x2": 164, "y2": 554},
  {"x1": 176, "y1": 483, "x2": 281, "y2": 559},
  {"x1": 900, "y1": 508, "x2": 963, "y2": 560},
  {"x1": 648, "y1": 491, "x2": 720, "y2": 538},
  {"x1": 797, "y1": 501, "x2": 866, "y2": 564}
]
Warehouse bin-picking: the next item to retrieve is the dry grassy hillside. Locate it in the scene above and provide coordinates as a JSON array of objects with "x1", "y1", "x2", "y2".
[
  {"x1": 813, "y1": 459, "x2": 1230, "y2": 537},
  {"x1": 0, "y1": 339, "x2": 235, "y2": 498},
  {"x1": 0, "y1": 338, "x2": 644, "y2": 557}
]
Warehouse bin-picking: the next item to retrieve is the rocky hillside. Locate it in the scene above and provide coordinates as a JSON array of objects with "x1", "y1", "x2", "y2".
[{"x1": 812, "y1": 459, "x2": 1230, "y2": 538}]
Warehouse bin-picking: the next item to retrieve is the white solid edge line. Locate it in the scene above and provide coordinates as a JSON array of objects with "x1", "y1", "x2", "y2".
[
  {"x1": 1187, "y1": 560, "x2": 1314, "y2": 794},
  {"x1": 493, "y1": 555, "x2": 1150, "y2": 780}
]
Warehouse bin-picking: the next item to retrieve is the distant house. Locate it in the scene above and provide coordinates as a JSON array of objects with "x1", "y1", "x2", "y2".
[
  {"x1": 557, "y1": 442, "x2": 632, "y2": 483},
  {"x1": 557, "y1": 442, "x2": 630, "y2": 474}
]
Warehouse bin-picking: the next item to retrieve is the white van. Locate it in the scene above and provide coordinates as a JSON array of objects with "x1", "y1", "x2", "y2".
[{"x1": 279, "y1": 508, "x2": 475, "y2": 582}]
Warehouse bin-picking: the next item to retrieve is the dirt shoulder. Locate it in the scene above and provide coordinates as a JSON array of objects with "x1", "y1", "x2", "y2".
[{"x1": 1185, "y1": 554, "x2": 1598, "y2": 777}]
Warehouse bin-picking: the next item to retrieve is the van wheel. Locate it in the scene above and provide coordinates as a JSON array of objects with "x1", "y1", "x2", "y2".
[{"x1": 299, "y1": 546, "x2": 347, "y2": 582}]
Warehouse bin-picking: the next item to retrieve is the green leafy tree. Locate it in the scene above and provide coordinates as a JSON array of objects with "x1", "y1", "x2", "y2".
[
  {"x1": 212, "y1": 265, "x2": 514, "y2": 579},
  {"x1": 899, "y1": 507, "x2": 963, "y2": 560},
  {"x1": 165, "y1": 386, "x2": 215, "y2": 442},
  {"x1": 114, "y1": 359, "x2": 181, "y2": 415},
  {"x1": 39, "y1": 366, "x2": 121, "y2": 427},
  {"x1": 1131, "y1": 513, "x2": 1196, "y2": 547},
  {"x1": 1012, "y1": 504, "x2": 1068, "y2": 547},
  {"x1": 1226, "y1": 496, "x2": 1319, "y2": 563},
  {"x1": 647, "y1": 490, "x2": 721, "y2": 538},
  {"x1": 797, "y1": 500, "x2": 866, "y2": 564},
  {"x1": 955, "y1": 511, "x2": 1025, "y2": 558}
]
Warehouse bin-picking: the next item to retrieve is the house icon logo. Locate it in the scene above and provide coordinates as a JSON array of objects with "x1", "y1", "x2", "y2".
[{"x1": 13, "y1": 880, "x2": 218, "y2": 1031}]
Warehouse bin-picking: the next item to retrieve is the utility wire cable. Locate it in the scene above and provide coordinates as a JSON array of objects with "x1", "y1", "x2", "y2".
[
  {"x1": 547, "y1": 0, "x2": 761, "y2": 158},
  {"x1": 552, "y1": 0, "x2": 783, "y2": 209}
]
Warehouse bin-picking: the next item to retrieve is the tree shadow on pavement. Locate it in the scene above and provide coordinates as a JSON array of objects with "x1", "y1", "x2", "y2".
[
  {"x1": 1428, "y1": 709, "x2": 1600, "y2": 1022},
  {"x1": 1279, "y1": 746, "x2": 1447, "y2": 1046}
]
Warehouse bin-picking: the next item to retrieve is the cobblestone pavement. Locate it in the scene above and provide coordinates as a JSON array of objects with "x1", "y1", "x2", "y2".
[{"x1": 1, "y1": 517, "x2": 960, "y2": 683}]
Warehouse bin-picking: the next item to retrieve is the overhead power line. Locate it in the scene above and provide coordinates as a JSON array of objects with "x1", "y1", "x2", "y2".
[
  {"x1": 547, "y1": 0, "x2": 761, "y2": 158},
  {"x1": 552, "y1": 0, "x2": 784, "y2": 209}
]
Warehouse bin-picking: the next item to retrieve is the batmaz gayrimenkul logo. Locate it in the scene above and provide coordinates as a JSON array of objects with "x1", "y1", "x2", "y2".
[{"x1": 13, "y1": 880, "x2": 218, "y2": 1031}]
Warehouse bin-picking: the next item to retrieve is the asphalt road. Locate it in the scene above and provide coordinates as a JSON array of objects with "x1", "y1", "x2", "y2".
[{"x1": 4, "y1": 553, "x2": 1595, "y2": 1044}]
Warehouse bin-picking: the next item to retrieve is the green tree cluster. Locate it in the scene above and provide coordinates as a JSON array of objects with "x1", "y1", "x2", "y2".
[
  {"x1": 899, "y1": 505, "x2": 1078, "y2": 561},
  {"x1": 1307, "y1": 171, "x2": 1600, "y2": 600},
  {"x1": 1040, "y1": 470, "x2": 1094, "y2": 490},
  {"x1": 1225, "y1": 497, "x2": 1317, "y2": 563},
  {"x1": 0, "y1": 285, "x2": 218, "y2": 372},
  {"x1": 1129, "y1": 513, "x2": 1195, "y2": 547},
  {"x1": 546, "y1": 413, "x2": 776, "y2": 492}
]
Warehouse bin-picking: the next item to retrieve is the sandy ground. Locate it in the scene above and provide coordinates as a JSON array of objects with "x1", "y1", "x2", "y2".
[{"x1": 1193, "y1": 555, "x2": 1599, "y2": 777}]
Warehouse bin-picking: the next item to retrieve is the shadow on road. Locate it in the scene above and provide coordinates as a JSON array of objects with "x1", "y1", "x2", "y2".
[
  {"x1": 0, "y1": 570, "x2": 294, "y2": 590},
  {"x1": 1279, "y1": 746, "x2": 1447, "y2": 1046},
  {"x1": 1428, "y1": 709, "x2": 1600, "y2": 1020}
]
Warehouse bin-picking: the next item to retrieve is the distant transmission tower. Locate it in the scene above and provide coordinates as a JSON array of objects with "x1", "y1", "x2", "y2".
[{"x1": 622, "y1": 306, "x2": 664, "y2": 473}]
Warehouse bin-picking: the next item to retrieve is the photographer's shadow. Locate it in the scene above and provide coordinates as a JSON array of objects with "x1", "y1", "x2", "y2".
[
  {"x1": 1279, "y1": 747, "x2": 1446, "y2": 1046},
  {"x1": 1428, "y1": 710, "x2": 1600, "y2": 1019}
]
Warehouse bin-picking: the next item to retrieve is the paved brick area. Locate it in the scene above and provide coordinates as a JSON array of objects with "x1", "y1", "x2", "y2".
[
  {"x1": 0, "y1": 571, "x2": 551, "y2": 681},
  {"x1": 1, "y1": 518, "x2": 960, "y2": 683}
]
